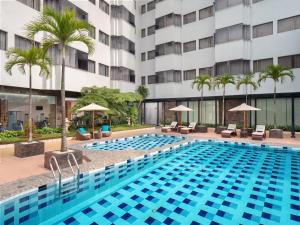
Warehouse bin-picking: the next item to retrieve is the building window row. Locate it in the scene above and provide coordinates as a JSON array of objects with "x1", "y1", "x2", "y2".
[
  {"x1": 17, "y1": 0, "x2": 40, "y2": 11},
  {"x1": 99, "y1": 63, "x2": 109, "y2": 77},
  {"x1": 88, "y1": 60, "x2": 96, "y2": 73},
  {"x1": 156, "y1": 42, "x2": 181, "y2": 57},
  {"x1": 111, "y1": 5, "x2": 135, "y2": 27},
  {"x1": 111, "y1": 36, "x2": 135, "y2": 54},
  {"x1": 183, "y1": 6, "x2": 214, "y2": 25},
  {"x1": 156, "y1": 13, "x2": 182, "y2": 30},
  {"x1": 111, "y1": 66, "x2": 135, "y2": 83},
  {"x1": 15, "y1": 35, "x2": 40, "y2": 50},
  {"x1": 89, "y1": 24, "x2": 96, "y2": 39},
  {"x1": 215, "y1": 0, "x2": 250, "y2": 11},
  {"x1": 216, "y1": 60, "x2": 250, "y2": 76},
  {"x1": 183, "y1": 69, "x2": 196, "y2": 80},
  {"x1": 0, "y1": 30, "x2": 7, "y2": 51},
  {"x1": 215, "y1": 24, "x2": 250, "y2": 44},
  {"x1": 99, "y1": 30, "x2": 109, "y2": 45},
  {"x1": 148, "y1": 70, "x2": 182, "y2": 84},
  {"x1": 141, "y1": 0, "x2": 156, "y2": 14},
  {"x1": 99, "y1": 0, "x2": 110, "y2": 15}
]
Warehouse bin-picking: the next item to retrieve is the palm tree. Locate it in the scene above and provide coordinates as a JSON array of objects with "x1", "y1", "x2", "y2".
[
  {"x1": 136, "y1": 85, "x2": 149, "y2": 124},
  {"x1": 236, "y1": 72, "x2": 258, "y2": 104},
  {"x1": 258, "y1": 64, "x2": 294, "y2": 129},
  {"x1": 192, "y1": 74, "x2": 212, "y2": 125},
  {"x1": 5, "y1": 47, "x2": 51, "y2": 142},
  {"x1": 26, "y1": 7, "x2": 94, "y2": 152},
  {"x1": 214, "y1": 74, "x2": 235, "y2": 126}
]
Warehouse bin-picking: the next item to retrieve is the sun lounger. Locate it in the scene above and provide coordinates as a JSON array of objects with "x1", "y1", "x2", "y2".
[
  {"x1": 100, "y1": 124, "x2": 111, "y2": 137},
  {"x1": 180, "y1": 122, "x2": 197, "y2": 134},
  {"x1": 76, "y1": 127, "x2": 91, "y2": 140},
  {"x1": 221, "y1": 124, "x2": 237, "y2": 138},
  {"x1": 161, "y1": 121, "x2": 178, "y2": 133},
  {"x1": 252, "y1": 125, "x2": 266, "y2": 140}
]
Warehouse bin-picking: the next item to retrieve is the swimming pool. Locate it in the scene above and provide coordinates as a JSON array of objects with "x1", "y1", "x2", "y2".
[
  {"x1": 1, "y1": 140, "x2": 300, "y2": 225},
  {"x1": 83, "y1": 134, "x2": 185, "y2": 151}
]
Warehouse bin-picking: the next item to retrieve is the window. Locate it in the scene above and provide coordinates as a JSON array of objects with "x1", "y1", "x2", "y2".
[
  {"x1": 111, "y1": 5, "x2": 135, "y2": 27},
  {"x1": 88, "y1": 60, "x2": 95, "y2": 73},
  {"x1": 17, "y1": 0, "x2": 40, "y2": 11},
  {"x1": 99, "y1": 63, "x2": 109, "y2": 77},
  {"x1": 216, "y1": 60, "x2": 250, "y2": 75},
  {"x1": 0, "y1": 30, "x2": 7, "y2": 50},
  {"x1": 199, "y1": 67, "x2": 213, "y2": 76},
  {"x1": 148, "y1": 70, "x2": 182, "y2": 84},
  {"x1": 278, "y1": 15, "x2": 300, "y2": 33},
  {"x1": 141, "y1": 4, "x2": 146, "y2": 14},
  {"x1": 183, "y1": 12, "x2": 196, "y2": 25},
  {"x1": 156, "y1": 42, "x2": 181, "y2": 56},
  {"x1": 141, "y1": 52, "x2": 146, "y2": 61},
  {"x1": 111, "y1": 36, "x2": 135, "y2": 54},
  {"x1": 199, "y1": 6, "x2": 213, "y2": 20},
  {"x1": 183, "y1": 40, "x2": 196, "y2": 53},
  {"x1": 215, "y1": 24, "x2": 250, "y2": 44},
  {"x1": 147, "y1": 25, "x2": 155, "y2": 36},
  {"x1": 199, "y1": 36, "x2": 214, "y2": 49},
  {"x1": 148, "y1": 50, "x2": 155, "y2": 60},
  {"x1": 278, "y1": 54, "x2": 300, "y2": 69},
  {"x1": 111, "y1": 66, "x2": 135, "y2": 83},
  {"x1": 253, "y1": 0, "x2": 263, "y2": 3},
  {"x1": 141, "y1": 29, "x2": 146, "y2": 38},
  {"x1": 183, "y1": 69, "x2": 196, "y2": 80},
  {"x1": 253, "y1": 22, "x2": 273, "y2": 38},
  {"x1": 99, "y1": 30, "x2": 109, "y2": 45},
  {"x1": 253, "y1": 58, "x2": 273, "y2": 72},
  {"x1": 89, "y1": 0, "x2": 95, "y2": 4},
  {"x1": 99, "y1": 0, "x2": 109, "y2": 14},
  {"x1": 156, "y1": 13, "x2": 182, "y2": 30},
  {"x1": 89, "y1": 25, "x2": 96, "y2": 39},
  {"x1": 15, "y1": 35, "x2": 39, "y2": 50},
  {"x1": 147, "y1": 1, "x2": 155, "y2": 11},
  {"x1": 141, "y1": 76, "x2": 146, "y2": 85},
  {"x1": 215, "y1": 0, "x2": 246, "y2": 11}
]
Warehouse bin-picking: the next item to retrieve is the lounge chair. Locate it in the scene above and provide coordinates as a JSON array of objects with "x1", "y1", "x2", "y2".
[
  {"x1": 76, "y1": 127, "x2": 91, "y2": 140},
  {"x1": 180, "y1": 122, "x2": 197, "y2": 134},
  {"x1": 161, "y1": 121, "x2": 178, "y2": 133},
  {"x1": 100, "y1": 124, "x2": 111, "y2": 137},
  {"x1": 221, "y1": 124, "x2": 237, "y2": 138},
  {"x1": 252, "y1": 125, "x2": 266, "y2": 140}
]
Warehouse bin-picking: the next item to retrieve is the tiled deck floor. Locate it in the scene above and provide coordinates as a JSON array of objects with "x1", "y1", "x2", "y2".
[{"x1": 0, "y1": 127, "x2": 299, "y2": 194}]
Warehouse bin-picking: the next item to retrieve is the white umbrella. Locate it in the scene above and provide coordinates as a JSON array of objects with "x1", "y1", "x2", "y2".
[
  {"x1": 78, "y1": 103, "x2": 109, "y2": 138},
  {"x1": 228, "y1": 103, "x2": 260, "y2": 129},
  {"x1": 169, "y1": 105, "x2": 193, "y2": 126}
]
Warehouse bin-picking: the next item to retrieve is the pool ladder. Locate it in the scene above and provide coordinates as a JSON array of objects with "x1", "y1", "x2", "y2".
[{"x1": 49, "y1": 153, "x2": 80, "y2": 198}]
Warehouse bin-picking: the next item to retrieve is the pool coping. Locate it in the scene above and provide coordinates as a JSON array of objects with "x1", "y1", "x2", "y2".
[{"x1": 1, "y1": 135, "x2": 299, "y2": 203}]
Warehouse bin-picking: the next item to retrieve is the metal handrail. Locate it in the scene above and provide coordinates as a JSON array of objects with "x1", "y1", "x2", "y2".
[
  {"x1": 67, "y1": 153, "x2": 80, "y2": 177},
  {"x1": 49, "y1": 155, "x2": 62, "y2": 196}
]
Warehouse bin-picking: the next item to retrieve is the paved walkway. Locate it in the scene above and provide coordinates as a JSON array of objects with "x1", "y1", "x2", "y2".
[{"x1": 0, "y1": 127, "x2": 299, "y2": 200}]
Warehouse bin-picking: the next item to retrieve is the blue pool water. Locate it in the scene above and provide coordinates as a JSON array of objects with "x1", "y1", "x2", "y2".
[
  {"x1": 1, "y1": 140, "x2": 300, "y2": 225},
  {"x1": 83, "y1": 134, "x2": 185, "y2": 151}
]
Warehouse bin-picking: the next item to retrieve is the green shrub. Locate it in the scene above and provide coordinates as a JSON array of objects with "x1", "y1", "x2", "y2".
[
  {"x1": 36, "y1": 127, "x2": 61, "y2": 134},
  {"x1": 0, "y1": 130, "x2": 23, "y2": 139}
]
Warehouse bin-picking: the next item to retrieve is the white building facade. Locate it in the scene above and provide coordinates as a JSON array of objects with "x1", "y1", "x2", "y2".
[
  {"x1": 137, "y1": 0, "x2": 300, "y2": 133},
  {"x1": 0, "y1": 0, "x2": 300, "y2": 131}
]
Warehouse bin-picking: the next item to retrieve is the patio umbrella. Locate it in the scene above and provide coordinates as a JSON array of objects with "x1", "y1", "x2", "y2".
[
  {"x1": 78, "y1": 103, "x2": 109, "y2": 138},
  {"x1": 228, "y1": 103, "x2": 261, "y2": 129},
  {"x1": 169, "y1": 105, "x2": 193, "y2": 126}
]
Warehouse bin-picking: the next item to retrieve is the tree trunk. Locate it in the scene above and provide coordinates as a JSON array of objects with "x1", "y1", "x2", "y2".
[
  {"x1": 60, "y1": 45, "x2": 67, "y2": 152},
  {"x1": 274, "y1": 81, "x2": 277, "y2": 129},
  {"x1": 222, "y1": 85, "x2": 225, "y2": 126},
  {"x1": 245, "y1": 85, "x2": 248, "y2": 105},
  {"x1": 200, "y1": 88, "x2": 203, "y2": 125},
  {"x1": 28, "y1": 66, "x2": 33, "y2": 142}
]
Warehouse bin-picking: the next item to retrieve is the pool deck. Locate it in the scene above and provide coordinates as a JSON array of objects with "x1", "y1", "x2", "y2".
[{"x1": 0, "y1": 126, "x2": 299, "y2": 201}]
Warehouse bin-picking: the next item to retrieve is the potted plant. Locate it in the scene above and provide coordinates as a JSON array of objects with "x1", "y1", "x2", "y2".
[
  {"x1": 214, "y1": 74, "x2": 235, "y2": 133},
  {"x1": 26, "y1": 7, "x2": 94, "y2": 168},
  {"x1": 258, "y1": 65, "x2": 294, "y2": 138},
  {"x1": 5, "y1": 47, "x2": 51, "y2": 157},
  {"x1": 192, "y1": 74, "x2": 212, "y2": 132},
  {"x1": 236, "y1": 72, "x2": 258, "y2": 134}
]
